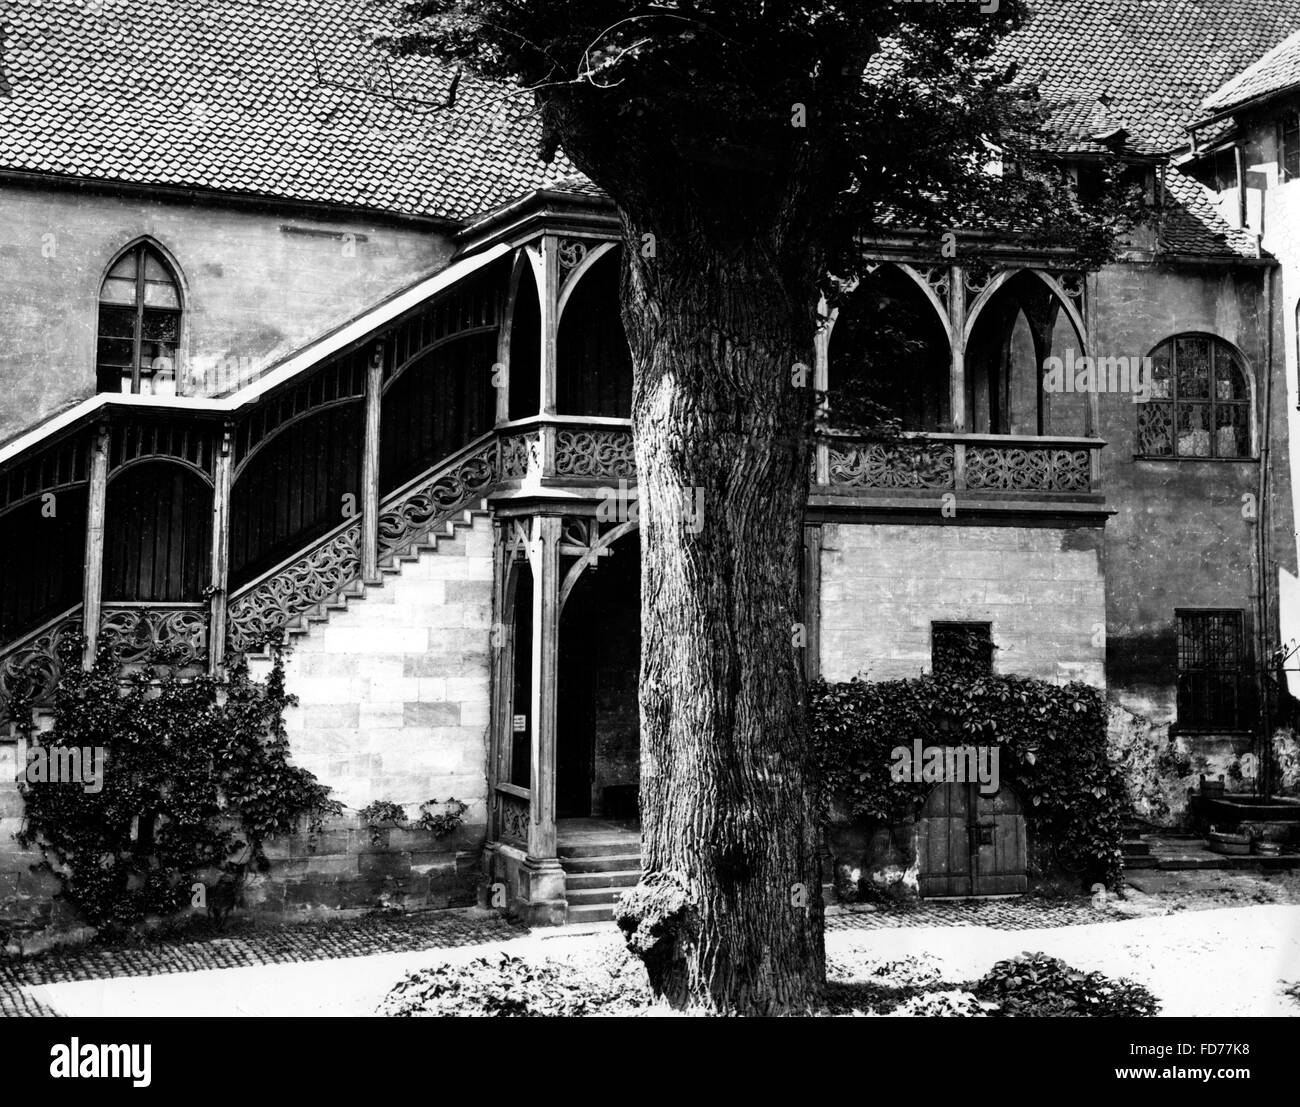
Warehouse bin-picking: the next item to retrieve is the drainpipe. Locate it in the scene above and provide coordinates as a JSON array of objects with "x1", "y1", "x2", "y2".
[{"x1": 1256, "y1": 265, "x2": 1275, "y2": 797}]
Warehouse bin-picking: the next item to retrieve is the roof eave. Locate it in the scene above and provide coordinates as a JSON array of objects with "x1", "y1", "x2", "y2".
[
  {"x1": 0, "y1": 167, "x2": 468, "y2": 231},
  {"x1": 455, "y1": 187, "x2": 620, "y2": 254}
]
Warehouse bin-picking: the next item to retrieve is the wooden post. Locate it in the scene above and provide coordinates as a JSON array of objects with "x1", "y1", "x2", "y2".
[
  {"x1": 362, "y1": 340, "x2": 384, "y2": 583},
  {"x1": 81, "y1": 423, "x2": 110, "y2": 667},
  {"x1": 208, "y1": 424, "x2": 233, "y2": 674},
  {"x1": 539, "y1": 236, "x2": 559, "y2": 417},
  {"x1": 527, "y1": 514, "x2": 561, "y2": 860},
  {"x1": 814, "y1": 300, "x2": 834, "y2": 486},
  {"x1": 496, "y1": 251, "x2": 525, "y2": 426},
  {"x1": 949, "y1": 265, "x2": 968, "y2": 434}
]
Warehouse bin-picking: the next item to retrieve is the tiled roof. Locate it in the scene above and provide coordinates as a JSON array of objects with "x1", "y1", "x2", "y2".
[
  {"x1": 1202, "y1": 27, "x2": 1300, "y2": 115},
  {"x1": 1159, "y1": 167, "x2": 1261, "y2": 257},
  {"x1": 998, "y1": 0, "x2": 1300, "y2": 155},
  {"x1": 0, "y1": 0, "x2": 1286, "y2": 260},
  {"x1": 0, "y1": 0, "x2": 577, "y2": 222}
]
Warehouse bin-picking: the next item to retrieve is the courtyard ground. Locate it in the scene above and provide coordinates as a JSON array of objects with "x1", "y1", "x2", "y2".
[{"x1": 2, "y1": 871, "x2": 1298, "y2": 1017}]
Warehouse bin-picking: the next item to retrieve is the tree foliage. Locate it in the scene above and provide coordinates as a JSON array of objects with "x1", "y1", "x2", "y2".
[{"x1": 371, "y1": 0, "x2": 1130, "y2": 272}]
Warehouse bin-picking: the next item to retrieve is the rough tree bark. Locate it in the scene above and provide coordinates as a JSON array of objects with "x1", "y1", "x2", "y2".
[{"x1": 608, "y1": 193, "x2": 826, "y2": 1015}]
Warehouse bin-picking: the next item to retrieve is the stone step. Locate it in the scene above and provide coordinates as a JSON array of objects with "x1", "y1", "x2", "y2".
[
  {"x1": 566, "y1": 886, "x2": 626, "y2": 906},
  {"x1": 557, "y1": 840, "x2": 641, "y2": 859},
  {"x1": 565, "y1": 869, "x2": 641, "y2": 890},
  {"x1": 560, "y1": 852, "x2": 642, "y2": 874},
  {"x1": 567, "y1": 902, "x2": 616, "y2": 924}
]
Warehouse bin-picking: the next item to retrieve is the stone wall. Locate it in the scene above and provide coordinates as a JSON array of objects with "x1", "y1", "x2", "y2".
[
  {"x1": 1089, "y1": 261, "x2": 1295, "y2": 737},
  {"x1": 818, "y1": 521, "x2": 1107, "y2": 687},
  {"x1": 0, "y1": 179, "x2": 452, "y2": 441},
  {"x1": 0, "y1": 513, "x2": 495, "y2": 946}
]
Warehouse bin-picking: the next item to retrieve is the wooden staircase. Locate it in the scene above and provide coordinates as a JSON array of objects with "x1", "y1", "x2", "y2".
[{"x1": 253, "y1": 501, "x2": 491, "y2": 653}]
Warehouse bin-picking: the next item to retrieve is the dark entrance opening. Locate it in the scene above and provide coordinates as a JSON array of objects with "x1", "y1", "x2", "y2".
[{"x1": 557, "y1": 534, "x2": 640, "y2": 820}]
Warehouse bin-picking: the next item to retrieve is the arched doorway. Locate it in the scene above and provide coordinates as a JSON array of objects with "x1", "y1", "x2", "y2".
[
  {"x1": 556, "y1": 531, "x2": 640, "y2": 819},
  {"x1": 918, "y1": 779, "x2": 1027, "y2": 897}
]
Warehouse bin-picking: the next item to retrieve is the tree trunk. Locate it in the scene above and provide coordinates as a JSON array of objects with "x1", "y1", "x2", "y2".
[{"x1": 612, "y1": 204, "x2": 825, "y2": 1015}]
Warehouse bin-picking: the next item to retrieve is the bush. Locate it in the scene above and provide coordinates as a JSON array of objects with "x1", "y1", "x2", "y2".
[
  {"x1": 973, "y1": 952, "x2": 1160, "y2": 1017},
  {"x1": 380, "y1": 947, "x2": 652, "y2": 1017},
  {"x1": 810, "y1": 673, "x2": 1127, "y2": 885},
  {"x1": 894, "y1": 989, "x2": 989, "y2": 1017},
  {"x1": 13, "y1": 637, "x2": 340, "y2": 932}
]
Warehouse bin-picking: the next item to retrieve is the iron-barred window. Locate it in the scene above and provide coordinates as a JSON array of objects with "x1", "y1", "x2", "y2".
[
  {"x1": 1136, "y1": 334, "x2": 1250, "y2": 459},
  {"x1": 1176, "y1": 610, "x2": 1246, "y2": 730},
  {"x1": 931, "y1": 622, "x2": 994, "y2": 676},
  {"x1": 96, "y1": 242, "x2": 182, "y2": 396}
]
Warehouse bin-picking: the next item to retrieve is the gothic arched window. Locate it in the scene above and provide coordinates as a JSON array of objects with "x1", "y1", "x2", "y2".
[
  {"x1": 1137, "y1": 334, "x2": 1250, "y2": 458},
  {"x1": 96, "y1": 242, "x2": 182, "y2": 395}
]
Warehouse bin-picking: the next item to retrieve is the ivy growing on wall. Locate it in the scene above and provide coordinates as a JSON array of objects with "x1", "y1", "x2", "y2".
[
  {"x1": 809, "y1": 672, "x2": 1128, "y2": 886},
  {"x1": 12, "y1": 637, "x2": 340, "y2": 932}
]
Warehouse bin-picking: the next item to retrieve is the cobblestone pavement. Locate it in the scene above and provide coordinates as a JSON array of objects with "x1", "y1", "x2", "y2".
[
  {"x1": 826, "y1": 897, "x2": 1117, "y2": 931},
  {"x1": 0, "y1": 908, "x2": 527, "y2": 1017},
  {"x1": 0, "y1": 898, "x2": 1116, "y2": 1016}
]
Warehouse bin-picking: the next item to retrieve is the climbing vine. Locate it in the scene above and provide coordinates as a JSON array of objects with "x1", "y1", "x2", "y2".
[
  {"x1": 809, "y1": 672, "x2": 1127, "y2": 886},
  {"x1": 12, "y1": 636, "x2": 340, "y2": 932}
]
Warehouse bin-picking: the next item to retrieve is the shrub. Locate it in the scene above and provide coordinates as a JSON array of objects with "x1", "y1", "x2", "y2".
[
  {"x1": 358, "y1": 800, "x2": 406, "y2": 828},
  {"x1": 973, "y1": 952, "x2": 1160, "y2": 1017},
  {"x1": 12, "y1": 636, "x2": 340, "y2": 932},
  {"x1": 380, "y1": 948, "x2": 652, "y2": 1017},
  {"x1": 810, "y1": 673, "x2": 1127, "y2": 885},
  {"x1": 893, "y1": 989, "x2": 989, "y2": 1017},
  {"x1": 416, "y1": 797, "x2": 469, "y2": 836}
]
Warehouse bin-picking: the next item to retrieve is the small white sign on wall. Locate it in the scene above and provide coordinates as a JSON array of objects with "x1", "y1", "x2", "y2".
[{"x1": 512, "y1": 714, "x2": 526, "y2": 733}]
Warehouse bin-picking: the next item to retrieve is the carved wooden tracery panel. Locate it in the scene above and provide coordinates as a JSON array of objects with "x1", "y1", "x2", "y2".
[
  {"x1": 99, "y1": 604, "x2": 208, "y2": 667},
  {"x1": 827, "y1": 441, "x2": 956, "y2": 490},
  {"x1": 554, "y1": 429, "x2": 636, "y2": 479},
  {"x1": 965, "y1": 447, "x2": 1092, "y2": 492},
  {"x1": 496, "y1": 790, "x2": 530, "y2": 846},
  {"x1": 500, "y1": 432, "x2": 542, "y2": 479}
]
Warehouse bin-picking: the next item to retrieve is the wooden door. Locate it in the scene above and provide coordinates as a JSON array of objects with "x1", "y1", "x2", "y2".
[
  {"x1": 918, "y1": 781, "x2": 1027, "y2": 897},
  {"x1": 973, "y1": 785, "x2": 1028, "y2": 895},
  {"x1": 918, "y1": 781, "x2": 973, "y2": 897}
]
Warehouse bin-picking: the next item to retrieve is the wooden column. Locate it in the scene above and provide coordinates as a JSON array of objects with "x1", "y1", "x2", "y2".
[
  {"x1": 527, "y1": 514, "x2": 561, "y2": 860},
  {"x1": 949, "y1": 264, "x2": 968, "y2": 434},
  {"x1": 362, "y1": 340, "x2": 384, "y2": 584},
  {"x1": 81, "y1": 423, "x2": 110, "y2": 667},
  {"x1": 496, "y1": 251, "x2": 525, "y2": 426},
  {"x1": 539, "y1": 236, "x2": 560, "y2": 417},
  {"x1": 208, "y1": 424, "x2": 233, "y2": 675},
  {"x1": 814, "y1": 299, "x2": 834, "y2": 485}
]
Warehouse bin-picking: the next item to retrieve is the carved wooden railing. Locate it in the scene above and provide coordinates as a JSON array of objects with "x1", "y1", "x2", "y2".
[
  {"x1": 378, "y1": 434, "x2": 499, "y2": 565},
  {"x1": 225, "y1": 522, "x2": 362, "y2": 652},
  {"x1": 816, "y1": 432, "x2": 1103, "y2": 497},
  {"x1": 225, "y1": 433, "x2": 501, "y2": 652},
  {"x1": 498, "y1": 416, "x2": 635, "y2": 484},
  {"x1": 0, "y1": 606, "x2": 84, "y2": 719}
]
